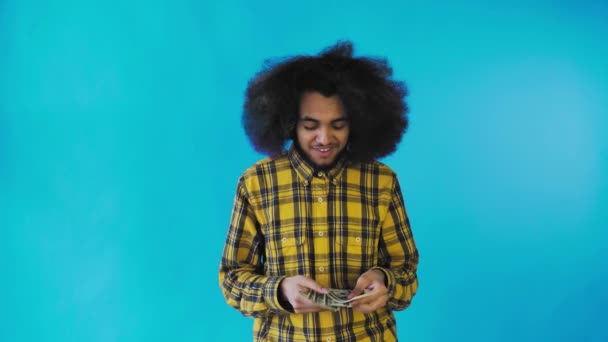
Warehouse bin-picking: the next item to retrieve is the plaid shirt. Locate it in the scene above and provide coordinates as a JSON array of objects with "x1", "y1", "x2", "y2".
[{"x1": 219, "y1": 147, "x2": 419, "y2": 342}]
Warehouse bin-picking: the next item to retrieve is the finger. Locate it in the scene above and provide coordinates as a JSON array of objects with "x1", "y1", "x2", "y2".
[
  {"x1": 369, "y1": 294, "x2": 388, "y2": 307},
  {"x1": 352, "y1": 290, "x2": 385, "y2": 305},
  {"x1": 353, "y1": 298, "x2": 381, "y2": 313},
  {"x1": 348, "y1": 285, "x2": 368, "y2": 299},
  {"x1": 360, "y1": 281, "x2": 387, "y2": 298},
  {"x1": 351, "y1": 289, "x2": 378, "y2": 301},
  {"x1": 353, "y1": 294, "x2": 388, "y2": 313},
  {"x1": 349, "y1": 273, "x2": 375, "y2": 298},
  {"x1": 349, "y1": 283, "x2": 375, "y2": 299},
  {"x1": 297, "y1": 277, "x2": 328, "y2": 294},
  {"x1": 350, "y1": 292, "x2": 376, "y2": 307},
  {"x1": 353, "y1": 302, "x2": 375, "y2": 314}
]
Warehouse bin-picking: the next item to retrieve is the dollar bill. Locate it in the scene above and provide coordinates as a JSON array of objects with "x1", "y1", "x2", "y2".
[{"x1": 298, "y1": 288, "x2": 375, "y2": 311}]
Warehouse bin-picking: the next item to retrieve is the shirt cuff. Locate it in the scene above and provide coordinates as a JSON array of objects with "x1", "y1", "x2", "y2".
[
  {"x1": 371, "y1": 267, "x2": 396, "y2": 297},
  {"x1": 263, "y1": 276, "x2": 292, "y2": 314}
]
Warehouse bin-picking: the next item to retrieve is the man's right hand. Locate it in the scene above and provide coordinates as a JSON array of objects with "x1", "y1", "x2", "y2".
[{"x1": 280, "y1": 275, "x2": 329, "y2": 313}]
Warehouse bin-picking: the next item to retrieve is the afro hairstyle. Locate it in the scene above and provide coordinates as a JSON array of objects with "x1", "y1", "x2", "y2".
[{"x1": 242, "y1": 40, "x2": 409, "y2": 163}]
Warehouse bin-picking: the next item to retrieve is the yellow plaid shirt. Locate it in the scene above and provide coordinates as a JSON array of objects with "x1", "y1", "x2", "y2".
[{"x1": 219, "y1": 147, "x2": 419, "y2": 341}]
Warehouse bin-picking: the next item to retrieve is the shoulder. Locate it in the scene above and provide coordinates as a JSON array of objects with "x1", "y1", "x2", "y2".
[
  {"x1": 237, "y1": 153, "x2": 292, "y2": 193},
  {"x1": 349, "y1": 159, "x2": 398, "y2": 179},
  {"x1": 240, "y1": 152, "x2": 291, "y2": 179},
  {"x1": 343, "y1": 160, "x2": 399, "y2": 197}
]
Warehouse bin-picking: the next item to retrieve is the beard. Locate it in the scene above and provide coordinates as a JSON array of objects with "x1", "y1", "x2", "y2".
[{"x1": 292, "y1": 139, "x2": 348, "y2": 172}]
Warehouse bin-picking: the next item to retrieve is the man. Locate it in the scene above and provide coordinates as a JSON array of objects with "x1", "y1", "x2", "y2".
[{"x1": 219, "y1": 41, "x2": 419, "y2": 341}]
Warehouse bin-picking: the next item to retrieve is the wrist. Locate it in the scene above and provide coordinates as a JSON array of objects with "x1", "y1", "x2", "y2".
[
  {"x1": 370, "y1": 268, "x2": 388, "y2": 286},
  {"x1": 277, "y1": 279, "x2": 294, "y2": 312}
]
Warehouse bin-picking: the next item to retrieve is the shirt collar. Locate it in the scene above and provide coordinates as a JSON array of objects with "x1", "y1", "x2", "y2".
[{"x1": 288, "y1": 145, "x2": 349, "y2": 184}]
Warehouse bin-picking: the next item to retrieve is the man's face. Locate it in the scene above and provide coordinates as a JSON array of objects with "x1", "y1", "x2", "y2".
[{"x1": 296, "y1": 91, "x2": 350, "y2": 168}]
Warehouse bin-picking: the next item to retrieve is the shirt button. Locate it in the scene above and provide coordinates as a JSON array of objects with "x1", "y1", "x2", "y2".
[
  {"x1": 318, "y1": 231, "x2": 324, "y2": 237},
  {"x1": 282, "y1": 238, "x2": 288, "y2": 243},
  {"x1": 303, "y1": 180, "x2": 309, "y2": 186},
  {"x1": 355, "y1": 237, "x2": 361, "y2": 242},
  {"x1": 318, "y1": 171, "x2": 324, "y2": 177},
  {"x1": 319, "y1": 266, "x2": 325, "y2": 272},
  {"x1": 318, "y1": 197, "x2": 324, "y2": 202}
]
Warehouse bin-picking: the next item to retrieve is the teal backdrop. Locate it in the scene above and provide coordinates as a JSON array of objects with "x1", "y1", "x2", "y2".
[{"x1": 1, "y1": 1, "x2": 607, "y2": 341}]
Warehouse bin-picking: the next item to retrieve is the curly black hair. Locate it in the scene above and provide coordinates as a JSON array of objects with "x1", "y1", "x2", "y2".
[{"x1": 243, "y1": 41, "x2": 408, "y2": 163}]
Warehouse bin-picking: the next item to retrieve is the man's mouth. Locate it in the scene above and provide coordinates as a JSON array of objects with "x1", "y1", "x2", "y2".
[
  {"x1": 311, "y1": 146, "x2": 336, "y2": 159},
  {"x1": 313, "y1": 145, "x2": 334, "y2": 152}
]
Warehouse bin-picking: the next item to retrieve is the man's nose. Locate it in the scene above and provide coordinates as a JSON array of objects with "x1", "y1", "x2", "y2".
[{"x1": 316, "y1": 127, "x2": 330, "y2": 144}]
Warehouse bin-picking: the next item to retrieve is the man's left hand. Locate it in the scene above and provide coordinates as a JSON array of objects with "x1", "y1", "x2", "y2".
[{"x1": 348, "y1": 269, "x2": 389, "y2": 314}]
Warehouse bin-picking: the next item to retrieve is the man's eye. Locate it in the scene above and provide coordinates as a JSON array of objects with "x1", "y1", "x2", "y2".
[
  {"x1": 303, "y1": 126, "x2": 317, "y2": 130},
  {"x1": 332, "y1": 122, "x2": 348, "y2": 130}
]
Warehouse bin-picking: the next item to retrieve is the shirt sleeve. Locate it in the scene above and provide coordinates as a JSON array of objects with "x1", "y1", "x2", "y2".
[
  {"x1": 218, "y1": 177, "x2": 292, "y2": 317},
  {"x1": 373, "y1": 176, "x2": 419, "y2": 311}
]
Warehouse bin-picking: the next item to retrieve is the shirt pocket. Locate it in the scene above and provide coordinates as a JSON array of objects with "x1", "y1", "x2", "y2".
[
  {"x1": 337, "y1": 221, "x2": 379, "y2": 272},
  {"x1": 264, "y1": 227, "x2": 307, "y2": 276}
]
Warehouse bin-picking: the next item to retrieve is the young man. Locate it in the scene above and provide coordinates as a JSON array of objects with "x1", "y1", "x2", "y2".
[{"x1": 219, "y1": 41, "x2": 419, "y2": 341}]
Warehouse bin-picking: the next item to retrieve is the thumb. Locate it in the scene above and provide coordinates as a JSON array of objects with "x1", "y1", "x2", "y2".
[
  {"x1": 348, "y1": 281, "x2": 366, "y2": 299},
  {"x1": 299, "y1": 277, "x2": 328, "y2": 294},
  {"x1": 349, "y1": 273, "x2": 374, "y2": 298}
]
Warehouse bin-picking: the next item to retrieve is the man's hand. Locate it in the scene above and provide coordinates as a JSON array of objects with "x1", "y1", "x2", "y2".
[
  {"x1": 348, "y1": 269, "x2": 389, "y2": 314},
  {"x1": 280, "y1": 275, "x2": 329, "y2": 313}
]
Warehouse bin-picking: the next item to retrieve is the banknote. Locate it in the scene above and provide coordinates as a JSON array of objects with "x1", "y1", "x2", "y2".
[{"x1": 298, "y1": 288, "x2": 375, "y2": 311}]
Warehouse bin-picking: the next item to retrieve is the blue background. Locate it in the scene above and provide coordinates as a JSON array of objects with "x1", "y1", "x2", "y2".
[{"x1": 1, "y1": 1, "x2": 606, "y2": 341}]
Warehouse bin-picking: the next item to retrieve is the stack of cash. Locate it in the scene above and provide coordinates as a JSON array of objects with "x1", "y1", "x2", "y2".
[{"x1": 298, "y1": 288, "x2": 373, "y2": 311}]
